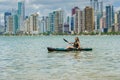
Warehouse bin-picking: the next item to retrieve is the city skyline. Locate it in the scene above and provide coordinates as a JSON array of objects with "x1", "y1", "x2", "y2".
[{"x1": 0, "y1": 0, "x2": 120, "y2": 25}]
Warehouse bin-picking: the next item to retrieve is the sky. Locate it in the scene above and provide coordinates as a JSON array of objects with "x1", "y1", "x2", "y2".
[{"x1": 0, "y1": 0, "x2": 120, "y2": 25}]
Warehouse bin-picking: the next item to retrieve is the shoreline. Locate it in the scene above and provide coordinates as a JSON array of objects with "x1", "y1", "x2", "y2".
[
  {"x1": 0, "y1": 32, "x2": 120, "y2": 36},
  {"x1": 0, "y1": 33, "x2": 120, "y2": 36}
]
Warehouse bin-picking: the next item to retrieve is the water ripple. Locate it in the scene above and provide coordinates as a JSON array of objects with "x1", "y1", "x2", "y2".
[{"x1": 0, "y1": 36, "x2": 120, "y2": 80}]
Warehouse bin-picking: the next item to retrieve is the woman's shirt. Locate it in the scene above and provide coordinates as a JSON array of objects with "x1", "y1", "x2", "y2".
[{"x1": 73, "y1": 42, "x2": 79, "y2": 48}]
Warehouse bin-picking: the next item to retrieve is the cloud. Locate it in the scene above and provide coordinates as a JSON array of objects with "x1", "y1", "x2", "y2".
[
  {"x1": 115, "y1": 7, "x2": 120, "y2": 11},
  {"x1": 0, "y1": 0, "x2": 120, "y2": 25},
  {"x1": 0, "y1": 0, "x2": 118, "y2": 16}
]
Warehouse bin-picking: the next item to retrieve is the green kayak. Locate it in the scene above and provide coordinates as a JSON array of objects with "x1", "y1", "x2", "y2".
[{"x1": 47, "y1": 47, "x2": 92, "y2": 52}]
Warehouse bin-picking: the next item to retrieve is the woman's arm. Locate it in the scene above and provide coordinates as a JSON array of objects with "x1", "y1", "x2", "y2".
[{"x1": 69, "y1": 42, "x2": 74, "y2": 44}]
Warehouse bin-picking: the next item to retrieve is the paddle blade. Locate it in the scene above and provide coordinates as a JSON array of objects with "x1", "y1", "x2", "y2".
[{"x1": 63, "y1": 38, "x2": 68, "y2": 43}]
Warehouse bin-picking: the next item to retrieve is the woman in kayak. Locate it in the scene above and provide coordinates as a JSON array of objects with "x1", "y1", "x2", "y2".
[{"x1": 67, "y1": 37, "x2": 80, "y2": 49}]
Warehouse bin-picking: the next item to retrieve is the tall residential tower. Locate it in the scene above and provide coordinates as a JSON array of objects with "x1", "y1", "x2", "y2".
[
  {"x1": 4, "y1": 12, "x2": 11, "y2": 32},
  {"x1": 18, "y1": 0, "x2": 25, "y2": 32},
  {"x1": 84, "y1": 6, "x2": 94, "y2": 32},
  {"x1": 48, "y1": 10, "x2": 64, "y2": 34},
  {"x1": 106, "y1": 5, "x2": 114, "y2": 32},
  {"x1": 90, "y1": 0, "x2": 103, "y2": 32}
]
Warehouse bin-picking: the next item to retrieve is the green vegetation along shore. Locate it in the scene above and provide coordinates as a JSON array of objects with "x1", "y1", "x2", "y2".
[{"x1": 1, "y1": 32, "x2": 120, "y2": 36}]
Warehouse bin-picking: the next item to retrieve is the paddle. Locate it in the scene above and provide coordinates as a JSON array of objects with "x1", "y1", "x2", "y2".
[
  {"x1": 63, "y1": 38, "x2": 69, "y2": 43},
  {"x1": 63, "y1": 38, "x2": 81, "y2": 49},
  {"x1": 63, "y1": 38, "x2": 73, "y2": 45}
]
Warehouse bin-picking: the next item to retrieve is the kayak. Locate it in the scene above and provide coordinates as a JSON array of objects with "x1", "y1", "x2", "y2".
[{"x1": 47, "y1": 47, "x2": 92, "y2": 52}]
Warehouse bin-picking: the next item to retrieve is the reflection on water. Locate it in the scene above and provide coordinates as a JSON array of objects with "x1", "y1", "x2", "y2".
[
  {"x1": 0, "y1": 36, "x2": 120, "y2": 80},
  {"x1": 74, "y1": 52, "x2": 81, "y2": 59}
]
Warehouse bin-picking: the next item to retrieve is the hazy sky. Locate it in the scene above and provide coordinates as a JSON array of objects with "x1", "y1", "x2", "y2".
[{"x1": 0, "y1": 0, "x2": 120, "y2": 25}]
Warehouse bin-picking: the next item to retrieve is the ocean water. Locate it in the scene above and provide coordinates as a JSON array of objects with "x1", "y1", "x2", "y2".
[{"x1": 0, "y1": 35, "x2": 120, "y2": 80}]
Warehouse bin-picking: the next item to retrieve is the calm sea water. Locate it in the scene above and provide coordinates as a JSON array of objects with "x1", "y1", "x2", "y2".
[{"x1": 0, "y1": 35, "x2": 120, "y2": 80}]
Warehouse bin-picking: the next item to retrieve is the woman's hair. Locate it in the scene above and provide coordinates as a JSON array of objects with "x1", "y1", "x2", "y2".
[{"x1": 75, "y1": 37, "x2": 79, "y2": 42}]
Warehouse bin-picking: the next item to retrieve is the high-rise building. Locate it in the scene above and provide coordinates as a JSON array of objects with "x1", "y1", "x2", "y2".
[
  {"x1": 74, "y1": 9, "x2": 80, "y2": 34},
  {"x1": 90, "y1": 0, "x2": 98, "y2": 9},
  {"x1": 66, "y1": 16, "x2": 69, "y2": 26},
  {"x1": 48, "y1": 13, "x2": 54, "y2": 33},
  {"x1": 18, "y1": 0, "x2": 25, "y2": 20},
  {"x1": 40, "y1": 16, "x2": 49, "y2": 33},
  {"x1": 0, "y1": 25, "x2": 4, "y2": 34},
  {"x1": 71, "y1": 7, "x2": 79, "y2": 32},
  {"x1": 40, "y1": 16, "x2": 46, "y2": 33},
  {"x1": 4, "y1": 12, "x2": 11, "y2": 32},
  {"x1": 29, "y1": 13, "x2": 39, "y2": 34},
  {"x1": 100, "y1": 15, "x2": 106, "y2": 32},
  {"x1": 7, "y1": 16, "x2": 13, "y2": 34},
  {"x1": 80, "y1": 11, "x2": 85, "y2": 32},
  {"x1": 18, "y1": 0, "x2": 25, "y2": 32},
  {"x1": 84, "y1": 6, "x2": 94, "y2": 32},
  {"x1": 64, "y1": 24, "x2": 69, "y2": 33},
  {"x1": 11, "y1": 9, "x2": 19, "y2": 34},
  {"x1": 73, "y1": 8, "x2": 85, "y2": 34},
  {"x1": 71, "y1": 16, "x2": 74, "y2": 31},
  {"x1": 7, "y1": 15, "x2": 20, "y2": 34},
  {"x1": 63, "y1": 16, "x2": 71, "y2": 33},
  {"x1": 13, "y1": 15, "x2": 19, "y2": 34},
  {"x1": 48, "y1": 10, "x2": 64, "y2": 34},
  {"x1": 72, "y1": 7, "x2": 79, "y2": 16},
  {"x1": 118, "y1": 11, "x2": 120, "y2": 32},
  {"x1": 114, "y1": 12, "x2": 119, "y2": 32},
  {"x1": 23, "y1": 13, "x2": 39, "y2": 34},
  {"x1": 24, "y1": 18, "x2": 30, "y2": 34},
  {"x1": 54, "y1": 10, "x2": 64, "y2": 34},
  {"x1": 45, "y1": 17, "x2": 49, "y2": 32},
  {"x1": 90, "y1": 0, "x2": 103, "y2": 31},
  {"x1": 66, "y1": 16, "x2": 71, "y2": 32},
  {"x1": 106, "y1": 5, "x2": 114, "y2": 32},
  {"x1": 90, "y1": 0, "x2": 98, "y2": 31},
  {"x1": 97, "y1": 1, "x2": 103, "y2": 31}
]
